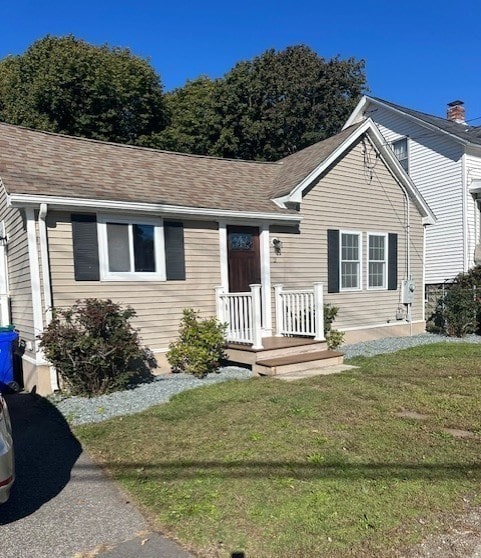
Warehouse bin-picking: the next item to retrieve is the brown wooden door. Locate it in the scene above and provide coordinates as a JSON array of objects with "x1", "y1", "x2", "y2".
[{"x1": 227, "y1": 226, "x2": 261, "y2": 292}]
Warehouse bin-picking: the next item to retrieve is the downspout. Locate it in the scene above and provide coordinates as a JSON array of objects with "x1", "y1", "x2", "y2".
[{"x1": 38, "y1": 204, "x2": 58, "y2": 391}]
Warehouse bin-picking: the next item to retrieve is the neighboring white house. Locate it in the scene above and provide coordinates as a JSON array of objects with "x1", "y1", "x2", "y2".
[{"x1": 344, "y1": 96, "x2": 481, "y2": 287}]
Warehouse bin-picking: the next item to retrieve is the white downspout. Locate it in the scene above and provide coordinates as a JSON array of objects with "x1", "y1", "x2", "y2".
[{"x1": 38, "y1": 204, "x2": 58, "y2": 391}]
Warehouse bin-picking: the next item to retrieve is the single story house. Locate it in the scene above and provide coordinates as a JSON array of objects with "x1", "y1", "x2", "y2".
[{"x1": 0, "y1": 118, "x2": 434, "y2": 394}]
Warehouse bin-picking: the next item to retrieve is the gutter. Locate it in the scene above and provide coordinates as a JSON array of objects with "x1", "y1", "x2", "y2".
[{"x1": 8, "y1": 194, "x2": 301, "y2": 225}]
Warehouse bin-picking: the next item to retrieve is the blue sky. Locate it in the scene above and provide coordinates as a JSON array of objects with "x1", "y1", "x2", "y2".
[{"x1": 3, "y1": 0, "x2": 481, "y2": 122}]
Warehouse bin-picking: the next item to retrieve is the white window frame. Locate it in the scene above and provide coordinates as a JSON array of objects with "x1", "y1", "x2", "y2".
[
  {"x1": 97, "y1": 214, "x2": 166, "y2": 281},
  {"x1": 340, "y1": 230, "x2": 362, "y2": 291},
  {"x1": 367, "y1": 232, "x2": 388, "y2": 290},
  {"x1": 391, "y1": 137, "x2": 409, "y2": 174}
]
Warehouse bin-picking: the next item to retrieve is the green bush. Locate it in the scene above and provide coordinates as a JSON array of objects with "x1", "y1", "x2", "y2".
[
  {"x1": 324, "y1": 303, "x2": 344, "y2": 349},
  {"x1": 39, "y1": 298, "x2": 154, "y2": 396},
  {"x1": 443, "y1": 285, "x2": 478, "y2": 337},
  {"x1": 167, "y1": 308, "x2": 227, "y2": 378}
]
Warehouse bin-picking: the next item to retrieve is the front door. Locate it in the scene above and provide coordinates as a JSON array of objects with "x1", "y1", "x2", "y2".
[{"x1": 227, "y1": 226, "x2": 261, "y2": 292}]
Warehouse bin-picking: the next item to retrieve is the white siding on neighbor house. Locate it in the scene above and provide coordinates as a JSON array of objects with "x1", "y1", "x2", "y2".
[
  {"x1": 368, "y1": 105, "x2": 465, "y2": 284},
  {"x1": 465, "y1": 147, "x2": 481, "y2": 269},
  {"x1": 270, "y1": 137, "x2": 426, "y2": 333},
  {"x1": 46, "y1": 212, "x2": 221, "y2": 351}
]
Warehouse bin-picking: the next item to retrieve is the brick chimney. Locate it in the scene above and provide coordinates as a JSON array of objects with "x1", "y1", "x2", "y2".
[{"x1": 447, "y1": 100, "x2": 466, "y2": 123}]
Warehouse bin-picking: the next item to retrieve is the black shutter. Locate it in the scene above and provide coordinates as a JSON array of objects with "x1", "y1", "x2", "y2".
[
  {"x1": 327, "y1": 229, "x2": 340, "y2": 293},
  {"x1": 388, "y1": 233, "x2": 398, "y2": 291},
  {"x1": 71, "y1": 214, "x2": 100, "y2": 281},
  {"x1": 165, "y1": 221, "x2": 185, "y2": 281}
]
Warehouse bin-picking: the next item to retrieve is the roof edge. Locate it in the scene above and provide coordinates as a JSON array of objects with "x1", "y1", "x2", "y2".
[
  {"x1": 273, "y1": 118, "x2": 436, "y2": 224},
  {"x1": 344, "y1": 96, "x2": 469, "y2": 146},
  {"x1": 8, "y1": 193, "x2": 302, "y2": 223}
]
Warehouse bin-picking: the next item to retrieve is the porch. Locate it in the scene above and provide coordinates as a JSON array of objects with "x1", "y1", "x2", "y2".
[{"x1": 216, "y1": 283, "x2": 344, "y2": 376}]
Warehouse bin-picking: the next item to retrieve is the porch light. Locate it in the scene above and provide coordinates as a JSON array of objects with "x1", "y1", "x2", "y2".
[{"x1": 272, "y1": 238, "x2": 282, "y2": 255}]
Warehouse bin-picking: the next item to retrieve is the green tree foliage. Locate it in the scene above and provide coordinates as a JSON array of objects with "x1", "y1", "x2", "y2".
[
  {"x1": 160, "y1": 45, "x2": 367, "y2": 160},
  {"x1": 0, "y1": 35, "x2": 167, "y2": 144},
  {"x1": 145, "y1": 76, "x2": 223, "y2": 155}
]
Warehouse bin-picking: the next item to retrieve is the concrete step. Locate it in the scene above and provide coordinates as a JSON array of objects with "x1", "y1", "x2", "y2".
[{"x1": 253, "y1": 349, "x2": 344, "y2": 377}]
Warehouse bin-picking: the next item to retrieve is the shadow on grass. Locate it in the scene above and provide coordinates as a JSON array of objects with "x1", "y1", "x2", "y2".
[
  {"x1": 67, "y1": 459, "x2": 481, "y2": 482},
  {"x1": 0, "y1": 392, "x2": 82, "y2": 524}
]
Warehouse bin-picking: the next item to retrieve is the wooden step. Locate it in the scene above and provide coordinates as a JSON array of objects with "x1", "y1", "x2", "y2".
[
  {"x1": 253, "y1": 349, "x2": 344, "y2": 376},
  {"x1": 226, "y1": 337, "x2": 327, "y2": 365}
]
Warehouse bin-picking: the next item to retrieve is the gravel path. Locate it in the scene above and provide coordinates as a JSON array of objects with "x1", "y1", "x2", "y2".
[{"x1": 51, "y1": 332, "x2": 481, "y2": 427}]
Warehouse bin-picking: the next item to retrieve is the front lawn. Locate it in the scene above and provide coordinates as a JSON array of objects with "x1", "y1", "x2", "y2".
[{"x1": 75, "y1": 343, "x2": 481, "y2": 557}]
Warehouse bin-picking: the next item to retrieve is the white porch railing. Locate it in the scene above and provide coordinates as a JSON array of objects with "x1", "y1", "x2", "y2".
[
  {"x1": 215, "y1": 284, "x2": 263, "y2": 349},
  {"x1": 274, "y1": 283, "x2": 325, "y2": 341}
]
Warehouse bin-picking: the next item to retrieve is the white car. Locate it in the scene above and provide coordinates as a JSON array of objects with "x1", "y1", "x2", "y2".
[{"x1": 0, "y1": 393, "x2": 14, "y2": 503}]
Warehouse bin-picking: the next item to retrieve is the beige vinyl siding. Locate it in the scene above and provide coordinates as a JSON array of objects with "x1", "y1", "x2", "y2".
[
  {"x1": 0, "y1": 193, "x2": 35, "y2": 343},
  {"x1": 46, "y1": 212, "x2": 221, "y2": 349},
  {"x1": 370, "y1": 105, "x2": 464, "y2": 283},
  {"x1": 270, "y1": 137, "x2": 425, "y2": 332}
]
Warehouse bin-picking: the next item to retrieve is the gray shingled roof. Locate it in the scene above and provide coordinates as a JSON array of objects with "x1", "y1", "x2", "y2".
[
  {"x1": 272, "y1": 123, "x2": 363, "y2": 198},
  {"x1": 0, "y1": 121, "x2": 366, "y2": 214},
  {"x1": 370, "y1": 97, "x2": 481, "y2": 146}
]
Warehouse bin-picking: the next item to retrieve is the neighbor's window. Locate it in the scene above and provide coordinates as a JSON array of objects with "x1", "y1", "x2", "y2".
[
  {"x1": 99, "y1": 216, "x2": 164, "y2": 281},
  {"x1": 368, "y1": 233, "x2": 387, "y2": 289},
  {"x1": 392, "y1": 137, "x2": 409, "y2": 173},
  {"x1": 340, "y1": 232, "x2": 361, "y2": 290}
]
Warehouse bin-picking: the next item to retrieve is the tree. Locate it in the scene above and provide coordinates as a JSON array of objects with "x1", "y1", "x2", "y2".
[
  {"x1": 213, "y1": 45, "x2": 367, "y2": 160},
  {"x1": 159, "y1": 45, "x2": 367, "y2": 161},
  {"x1": 0, "y1": 35, "x2": 167, "y2": 144},
  {"x1": 145, "y1": 76, "x2": 223, "y2": 155}
]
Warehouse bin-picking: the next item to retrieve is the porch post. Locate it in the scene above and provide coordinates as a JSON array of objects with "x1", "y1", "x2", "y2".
[
  {"x1": 250, "y1": 284, "x2": 263, "y2": 350},
  {"x1": 215, "y1": 286, "x2": 226, "y2": 324},
  {"x1": 274, "y1": 284, "x2": 284, "y2": 337},
  {"x1": 313, "y1": 282, "x2": 326, "y2": 341}
]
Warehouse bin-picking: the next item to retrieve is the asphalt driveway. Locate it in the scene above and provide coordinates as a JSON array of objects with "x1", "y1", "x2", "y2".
[{"x1": 0, "y1": 392, "x2": 193, "y2": 558}]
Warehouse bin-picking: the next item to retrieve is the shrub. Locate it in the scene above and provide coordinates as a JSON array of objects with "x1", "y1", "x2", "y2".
[
  {"x1": 324, "y1": 303, "x2": 345, "y2": 349},
  {"x1": 443, "y1": 285, "x2": 478, "y2": 337},
  {"x1": 167, "y1": 308, "x2": 227, "y2": 378},
  {"x1": 39, "y1": 298, "x2": 154, "y2": 396}
]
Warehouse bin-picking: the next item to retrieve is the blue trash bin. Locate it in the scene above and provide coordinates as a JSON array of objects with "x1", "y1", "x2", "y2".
[{"x1": 0, "y1": 329, "x2": 19, "y2": 392}]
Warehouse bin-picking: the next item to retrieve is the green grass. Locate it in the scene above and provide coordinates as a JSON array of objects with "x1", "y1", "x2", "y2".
[{"x1": 75, "y1": 343, "x2": 481, "y2": 557}]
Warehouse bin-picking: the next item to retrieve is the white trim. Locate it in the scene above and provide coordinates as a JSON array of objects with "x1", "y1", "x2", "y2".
[
  {"x1": 8, "y1": 193, "x2": 301, "y2": 224},
  {"x1": 219, "y1": 222, "x2": 229, "y2": 290},
  {"x1": 38, "y1": 204, "x2": 53, "y2": 323},
  {"x1": 340, "y1": 230, "x2": 362, "y2": 292},
  {"x1": 462, "y1": 152, "x2": 468, "y2": 272},
  {"x1": 274, "y1": 118, "x2": 435, "y2": 226},
  {"x1": 97, "y1": 214, "x2": 166, "y2": 281},
  {"x1": 260, "y1": 224, "x2": 272, "y2": 334},
  {"x1": 341, "y1": 319, "x2": 425, "y2": 332},
  {"x1": 422, "y1": 227, "x2": 426, "y2": 322},
  {"x1": 367, "y1": 232, "x2": 388, "y2": 290},
  {"x1": 22, "y1": 353, "x2": 50, "y2": 366},
  {"x1": 38, "y1": 204, "x2": 58, "y2": 391},
  {"x1": 25, "y1": 208, "x2": 44, "y2": 359}
]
